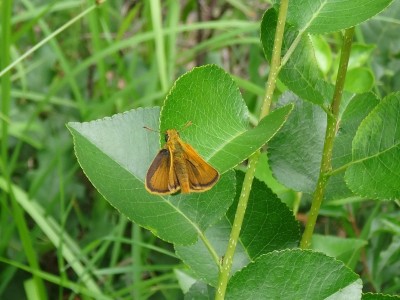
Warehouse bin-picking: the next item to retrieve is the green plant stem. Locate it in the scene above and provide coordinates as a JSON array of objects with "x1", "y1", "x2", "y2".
[
  {"x1": 215, "y1": 2, "x2": 289, "y2": 299},
  {"x1": 215, "y1": 151, "x2": 260, "y2": 300},
  {"x1": 260, "y1": 0, "x2": 289, "y2": 118},
  {"x1": 300, "y1": 27, "x2": 355, "y2": 249}
]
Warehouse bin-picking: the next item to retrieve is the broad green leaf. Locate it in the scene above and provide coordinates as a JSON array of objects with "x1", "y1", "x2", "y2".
[
  {"x1": 68, "y1": 65, "x2": 293, "y2": 245},
  {"x1": 184, "y1": 281, "x2": 214, "y2": 300},
  {"x1": 372, "y1": 233, "x2": 400, "y2": 288},
  {"x1": 254, "y1": 153, "x2": 287, "y2": 194},
  {"x1": 174, "y1": 269, "x2": 196, "y2": 294},
  {"x1": 268, "y1": 92, "x2": 326, "y2": 193},
  {"x1": 312, "y1": 234, "x2": 367, "y2": 267},
  {"x1": 160, "y1": 65, "x2": 293, "y2": 172},
  {"x1": 269, "y1": 92, "x2": 380, "y2": 200},
  {"x1": 345, "y1": 92, "x2": 400, "y2": 200},
  {"x1": 363, "y1": 293, "x2": 400, "y2": 300},
  {"x1": 347, "y1": 44, "x2": 376, "y2": 70},
  {"x1": 344, "y1": 68, "x2": 375, "y2": 93},
  {"x1": 261, "y1": 8, "x2": 331, "y2": 107},
  {"x1": 285, "y1": 0, "x2": 394, "y2": 34},
  {"x1": 68, "y1": 108, "x2": 236, "y2": 245},
  {"x1": 362, "y1": 1, "x2": 400, "y2": 55},
  {"x1": 226, "y1": 250, "x2": 362, "y2": 300},
  {"x1": 226, "y1": 172, "x2": 300, "y2": 257},
  {"x1": 361, "y1": 1, "x2": 400, "y2": 95},
  {"x1": 254, "y1": 153, "x2": 296, "y2": 207},
  {"x1": 326, "y1": 93, "x2": 379, "y2": 201},
  {"x1": 311, "y1": 35, "x2": 332, "y2": 75},
  {"x1": 175, "y1": 218, "x2": 250, "y2": 286},
  {"x1": 176, "y1": 171, "x2": 299, "y2": 285}
]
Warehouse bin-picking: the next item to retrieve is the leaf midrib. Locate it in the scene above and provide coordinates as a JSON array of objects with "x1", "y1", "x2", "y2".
[{"x1": 352, "y1": 141, "x2": 400, "y2": 167}]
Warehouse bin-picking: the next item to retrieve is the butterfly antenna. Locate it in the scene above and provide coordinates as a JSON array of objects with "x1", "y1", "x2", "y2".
[
  {"x1": 181, "y1": 121, "x2": 193, "y2": 131},
  {"x1": 143, "y1": 126, "x2": 160, "y2": 133}
]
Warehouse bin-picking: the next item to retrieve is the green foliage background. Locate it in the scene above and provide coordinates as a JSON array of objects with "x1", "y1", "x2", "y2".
[{"x1": 1, "y1": 0, "x2": 400, "y2": 299}]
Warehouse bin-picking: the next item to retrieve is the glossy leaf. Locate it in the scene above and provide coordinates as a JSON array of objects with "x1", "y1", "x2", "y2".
[
  {"x1": 175, "y1": 171, "x2": 299, "y2": 285},
  {"x1": 226, "y1": 172, "x2": 300, "y2": 257},
  {"x1": 184, "y1": 281, "x2": 214, "y2": 300},
  {"x1": 268, "y1": 92, "x2": 326, "y2": 193},
  {"x1": 362, "y1": 1, "x2": 400, "y2": 55},
  {"x1": 347, "y1": 44, "x2": 376, "y2": 70},
  {"x1": 326, "y1": 93, "x2": 379, "y2": 201},
  {"x1": 344, "y1": 68, "x2": 375, "y2": 93},
  {"x1": 160, "y1": 65, "x2": 294, "y2": 172},
  {"x1": 68, "y1": 65, "x2": 293, "y2": 245},
  {"x1": 345, "y1": 92, "x2": 400, "y2": 200},
  {"x1": 312, "y1": 234, "x2": 367, "y2": 267},
  {"x1": 261, "y1": 8, "x2": 331, "y2": 107},
  {"x1": 226, "y1": 250, "x2": 362, "y2": 299},
  {"x1": 362, "y1": 293, "x2": 400, "y2": 300},
  {"x1": 254, "y1": 153, "x2": 289, "y2": 196},
  {"x1": 68, "y1": 108, "x2": 236, "y2": 245},
  {"x1": 175, "y1": 218, "x2": 249, "y2": 286},
  {"x1": 311, "y1": 35, "x2": 332, "y2": 75},
  {"x1": 286, "y1": 0, "x2": 394, "y2": 34}
]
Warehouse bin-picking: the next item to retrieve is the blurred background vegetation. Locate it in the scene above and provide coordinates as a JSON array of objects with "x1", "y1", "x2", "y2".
[{"x1": 0, "y1": 0, "x2": 399, "y2": 299}]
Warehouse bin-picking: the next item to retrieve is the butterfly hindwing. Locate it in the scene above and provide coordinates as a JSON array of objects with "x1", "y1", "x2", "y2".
[{"x1": 182, "y1": 142, "x2": 219, "y2": 191}]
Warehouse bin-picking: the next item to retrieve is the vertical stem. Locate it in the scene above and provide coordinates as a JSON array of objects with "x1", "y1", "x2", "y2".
[
  {"x1": 215, "y1": 151, "x2": 260, "y2": 300},
  {"x1": 260, "y1": 0, "x2": 289, "y2": 119},
  {"x1": 215, "y1": 1, "x2": 289, "y2": 299},
  {"x1": 300, "y1": 27, "x2": 355, "y2": 249}
]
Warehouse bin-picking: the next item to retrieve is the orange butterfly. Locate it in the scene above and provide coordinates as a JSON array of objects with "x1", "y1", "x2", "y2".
[{"x1": 145, "y1": 129, "x2": 219, "y2": 195}]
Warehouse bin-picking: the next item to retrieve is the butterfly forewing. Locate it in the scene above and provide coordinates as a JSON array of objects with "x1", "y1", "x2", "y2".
[{"x1": 146, "y1": 149, "x2": 173, "y2": 194}]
